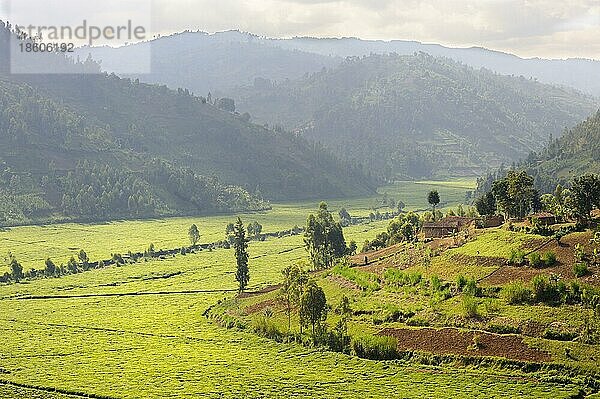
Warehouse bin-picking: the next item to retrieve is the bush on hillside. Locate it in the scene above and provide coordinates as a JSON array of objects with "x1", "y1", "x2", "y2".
[
  {"x1": 508, "y1": 249, "x2": 526, "y2": 266},
  {"x1": 574, "y1": 262, "x2": 589, "y2": 278},
  {"x1": 541, "y1": 251, "x2": 557, "y2": 267},
  {"x1": 351, "y1": 335, "x2": 398, "y2": 360},
  {"x1": 501, "y1": 281, "x2": 532, "y2": 305},
  {"x1": 532, "y1": 275, "x2": 566, "y2": 305},
  {"x1": 461, "y1": 295, "x2": 481, "y2": 319},
  {"x1": 528, "y1": 252, "x2": 544, "y2": 268}
]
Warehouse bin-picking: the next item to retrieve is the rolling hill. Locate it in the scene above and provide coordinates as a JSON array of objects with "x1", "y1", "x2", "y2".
[
  {"x1": 230, "y1": 53, "x2": 598, "y2": 178},
  {"x1": 75, "y1": 30, "x2": 339, "y2": 95},
  {"x1": 0, "y1": 21, "x2": 376, "y2": 225}
]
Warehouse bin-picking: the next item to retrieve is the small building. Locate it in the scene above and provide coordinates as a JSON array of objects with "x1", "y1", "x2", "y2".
[
  {"x1": 477, "y1": 215, "x2": 504, "y2": 228},
  {"x1": 528, "y1": 212, "x2": 557, "y2": 226},
  {"x1": 421, "y1": 217, "x2": 475, "y2": 238}
]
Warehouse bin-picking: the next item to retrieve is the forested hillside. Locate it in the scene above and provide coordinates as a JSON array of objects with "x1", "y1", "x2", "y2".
[
  {"x1": 231, "y1": 53, "x2": 598, "y2": 178},
  {"x1": 0, "y1": 22, "x2": 376, "y2": 225},
  {"x1": 0, "y1": 78, "x2": 269, "y2": 225},
  {"x1": 519, "y1": 111, "x2": 600, "y2": 194}
]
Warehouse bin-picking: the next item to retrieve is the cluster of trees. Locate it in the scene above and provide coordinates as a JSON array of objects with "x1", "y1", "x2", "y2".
[
  {"x1": 247, "y1": 221, "x2": 263, "y2": 237},
  {"x1": 476, "y1": 169, "x2": 600, "y2": 223},
  {"x1": 279, "y1": 263, "x2": 351, "y2": 348},
  {"x1": 304, "y1": 202, "x2": 352, "y2": 270},
  {"x1": 362, "y1": 212, "x2": 422, "y2": 252},
  {"x1": 0, "y1": 249, "x2": 107, "y2": 284},
  {"x1": 476, "y1": 170, "x2": 540, "y2": 218},
  {"x1": 57, "y1": 161, "x2": 160, "y2": 218}
]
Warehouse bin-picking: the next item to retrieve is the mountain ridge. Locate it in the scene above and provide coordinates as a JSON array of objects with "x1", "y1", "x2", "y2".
[{"x1": 75, "y1": 30, "x2": 600, "y2": 97}]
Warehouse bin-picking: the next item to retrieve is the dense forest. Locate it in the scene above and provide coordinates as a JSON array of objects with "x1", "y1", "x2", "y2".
[
  {"x1": 0, "y1": 21, "x2": 376, "y2": 225},
  {"x1": 230, "y1": 53, "x2": 597, "y2": 179}
]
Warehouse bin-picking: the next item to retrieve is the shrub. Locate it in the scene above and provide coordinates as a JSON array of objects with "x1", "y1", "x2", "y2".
[
  {"x1": 574, "y1": 263, "x2": 589, "y2": 278},
  {"x1": 528, "y1": 252, "x2": 544, "y2": 268},
  {"x1": 508, "y1": 249, "x2": 526, "y2": 266},
  {"x1": 487, "y1": 324, "x2": 520, "y2": 335},
  {"x1": 456, "y1": 275, "x2": 467, "y2": 291},
  {"x1": 430, "y1": 275, "x2": 442, "y2": 292},
  {"x1": 461, "y1": 295, "x2": 480, "y2": 319},
  {"x1": 464, "y1": 278, "x2": 479, "y2": 297},
  {"x1": 541, "y1": 251, "x2": 557, "y2": 267},
  {"x1": 543, "y1": 327, "x2": 578, "y2": 341},
  {"x1": 532, "y1": 275, "x2": 565, "y2": 305},
  {"x1": 351, "y1": 335, "x2": 398, "y2": 360},
  {"x1": 253, "y1": 316, "x2": 283, "y2": 341},
  {"x1": 575, "y1": 244, "x2": 586, "y2": 262},
  {"x1": 501, "y1": 281, "x2": 532, "y2": 304}
]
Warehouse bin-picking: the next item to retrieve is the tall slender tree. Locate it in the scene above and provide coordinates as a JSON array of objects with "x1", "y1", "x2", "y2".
[
  {"x1": 280, "y1": 263, "x2": 308, "y2": 333},
  {"x1": 188, "y1": 224, "x2": 200, "y2": 246},
  {"x1": 299, "y1": 280, "x2": 327, "y2": 342},
  {"x1": 233, "y1": 217, "x2": 250, "y2": 292}
]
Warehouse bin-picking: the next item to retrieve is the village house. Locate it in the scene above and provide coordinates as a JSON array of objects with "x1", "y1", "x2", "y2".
[
  {"x1": 477, "y1": 214, "x2": 504, "y2": 228},
  {"x1": 528, "y1": 212, "x2": 558, "y2": 226},
  {"x1": 421, "y1": 216, "x2": 475, "y2": 238}
]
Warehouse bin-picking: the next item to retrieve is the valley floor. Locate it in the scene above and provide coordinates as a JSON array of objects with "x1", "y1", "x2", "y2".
[{"x1": 0, "y1": 179, "x2": 595, "y2": 398}]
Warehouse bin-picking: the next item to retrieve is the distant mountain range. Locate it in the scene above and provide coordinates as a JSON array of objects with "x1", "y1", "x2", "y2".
[
  {"x1": 0, "y1": 22, "x2": 375, "y2": 225},
  {"x1": 76, "y1": 30, "x2": 600, "y2": 97}
]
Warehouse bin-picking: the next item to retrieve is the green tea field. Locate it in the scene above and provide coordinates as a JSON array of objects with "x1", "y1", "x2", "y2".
[{"x1": 0, "y1": 179, "x2": 592, "y2": 398}]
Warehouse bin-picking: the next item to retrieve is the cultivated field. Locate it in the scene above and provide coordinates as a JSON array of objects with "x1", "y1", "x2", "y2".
[{"x1": 1, "y1": 179, "x2": 592, "y2": 398}]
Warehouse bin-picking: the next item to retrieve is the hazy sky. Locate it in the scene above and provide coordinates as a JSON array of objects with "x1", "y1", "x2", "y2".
[
  {"x1": 149, "y1": 0, "x2": 600, "y2": 59},
  {"x1": 2, "y1": 0, "x2": 599, "y2": 59}
]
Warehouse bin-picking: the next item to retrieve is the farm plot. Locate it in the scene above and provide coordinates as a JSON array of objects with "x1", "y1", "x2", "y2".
[{"x1": 379, "y1": 327, "x2": 551, "y2": 362}]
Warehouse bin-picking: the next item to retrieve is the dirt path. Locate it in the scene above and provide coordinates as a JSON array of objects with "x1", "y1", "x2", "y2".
[{"x1": 5, "y1": 288, "x2": 239, "y2": 301}]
